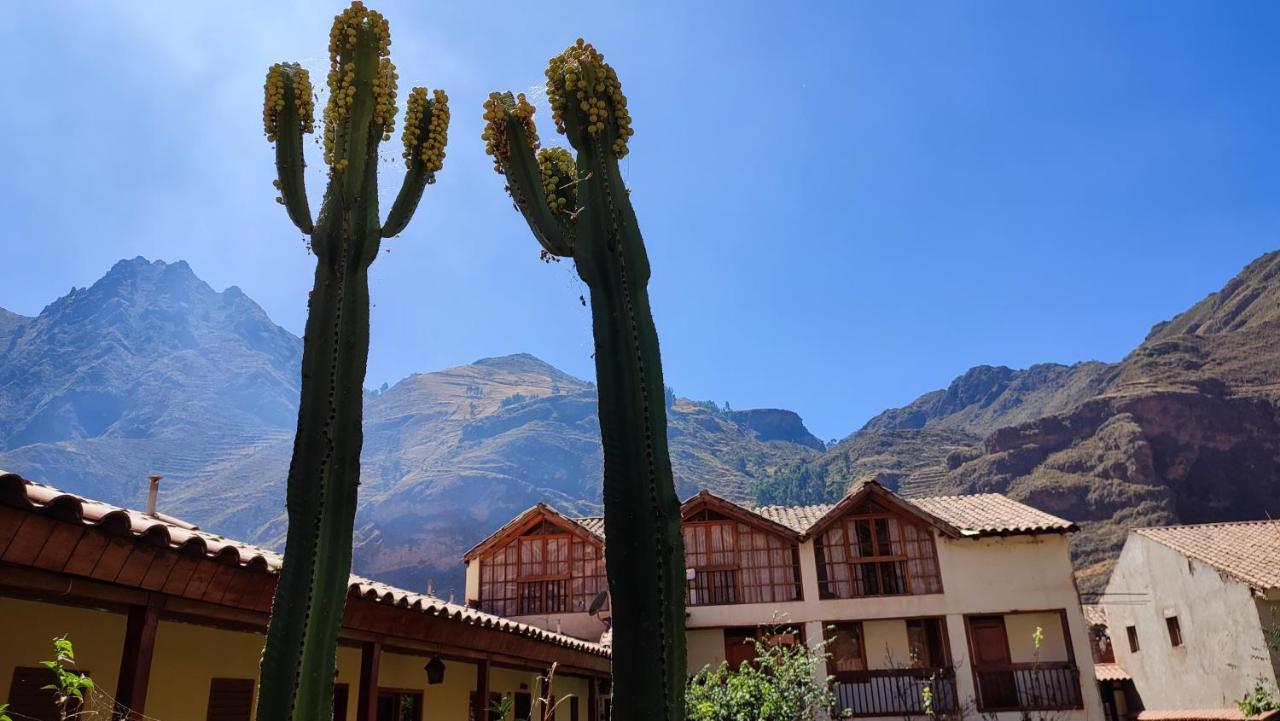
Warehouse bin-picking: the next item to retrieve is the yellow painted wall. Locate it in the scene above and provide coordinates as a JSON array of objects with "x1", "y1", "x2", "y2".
[
  {"x1": 686, "y1": 629, "x2": 726, "y2": 675},
  {"x1": 862, "y1": 619, "x2": 910, "y2": 670},
  {"x1": 146, "y1": 619, "x2": 266, "y2": 721},
  {"x1": 0, "y1": 596, "x2": 126, "y2": 709},
  {"x1": 1005, "y1": 611, "x2": 1069, "y2": 664}
]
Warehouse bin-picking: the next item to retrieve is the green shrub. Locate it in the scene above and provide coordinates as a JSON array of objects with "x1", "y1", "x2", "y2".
[{"x1": 686, "y1": 635, "x2": 834, "y2": 721}]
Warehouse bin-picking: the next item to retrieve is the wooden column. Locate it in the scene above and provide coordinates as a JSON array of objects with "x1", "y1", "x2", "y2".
[
  {"x1": 356, "y1": 641, "x2": 382, "y2": 721},
  {"x1": 473, "y1": 658, "x2": 491, "y2": 721},
  {"x1": 587, "y1": 676, "x2": 598, "y2": 721},
  {"x1": 112, "y1": 603, "x2": 159, "y2": 721}
]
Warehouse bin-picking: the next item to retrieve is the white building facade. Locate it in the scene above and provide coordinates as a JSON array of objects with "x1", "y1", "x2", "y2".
[
  {"x1": 1101, "y1": 521, "x2": 1280, "y2": 713},
  {"x1": 465, "y1": 480, "x2": 1104, "y2": 720}
]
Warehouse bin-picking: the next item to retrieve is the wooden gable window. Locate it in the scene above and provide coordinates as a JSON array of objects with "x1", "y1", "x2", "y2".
[
  {"x1": 815, "y1": 501, "x2": 942, "y2": 599},
  {"x1": 478, "y1": 519, "x2": 607, "y2": 617},
  {"x1": 683, "y1": 509, "x2": 802, "y2": 607}
]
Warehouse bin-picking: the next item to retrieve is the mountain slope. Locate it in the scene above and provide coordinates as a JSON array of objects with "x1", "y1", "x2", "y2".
[
  {"x1": 765, "y1": 250, "x2": 1280, "y2": 593},
  {"x1": 0, "y1": 259, "x2": 821, "y2": 593}
]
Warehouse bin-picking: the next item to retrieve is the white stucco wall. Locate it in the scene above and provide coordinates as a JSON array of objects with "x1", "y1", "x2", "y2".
[
  {"x1": 1103, "y1": 534, "x2": 1279, "y2": 710},
  {"x1": 466, "y1": 527, "x2": 1101, "y2": 721}
]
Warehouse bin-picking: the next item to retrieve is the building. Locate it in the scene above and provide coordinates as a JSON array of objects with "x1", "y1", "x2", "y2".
[
  {"x1": 464, "y1": 479, "x2": 1104, "y2": 720},
  {"x1": 1101, "y1": 521, "x2": 1280, "y2": 715},
  {"x1": 0, "y1": 471, "x2": 610, "y2": 721}
]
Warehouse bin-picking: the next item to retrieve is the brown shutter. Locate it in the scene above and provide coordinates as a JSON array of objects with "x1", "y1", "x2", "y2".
[
  {"x1": 206, "y1": 678, "x2": 255, "y2": 721},
  {"x1": 8, "y1": 667, "x2": 64, "y2": 721}
]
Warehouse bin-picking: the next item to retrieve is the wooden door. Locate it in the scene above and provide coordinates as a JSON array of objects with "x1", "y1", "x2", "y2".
[
  {"x1": 970, "y1": 616, "x2": 1018, "y2": 709},
  {"x1": 514, "y1": 692, "x2": 533, "y2": 721}
]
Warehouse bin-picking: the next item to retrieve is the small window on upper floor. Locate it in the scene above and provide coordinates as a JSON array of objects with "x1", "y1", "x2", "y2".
[
  {"x1": 1166, "y1": 616, "x2": 1183, "y2": 647},
  {"x1": 1126, "y1": 624, "x2": 1139, "y2": 653}
]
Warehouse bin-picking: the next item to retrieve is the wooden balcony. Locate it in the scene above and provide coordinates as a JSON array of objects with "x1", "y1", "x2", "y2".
[
  {"x1": 831, "y1": 668, "x2": 957, "y2": 718},
  {"x1": 973, "y1": 662, "x2": 1083, "y2": 712}
]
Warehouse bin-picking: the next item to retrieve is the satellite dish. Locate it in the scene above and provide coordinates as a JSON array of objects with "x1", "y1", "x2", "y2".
[{"x1": 588, "y1": 590, "x2": 609, "y2": 616}]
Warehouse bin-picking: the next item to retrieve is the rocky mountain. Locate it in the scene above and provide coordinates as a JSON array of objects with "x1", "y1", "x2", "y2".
[
  {"x1": 0, "y1": 258, "x2": 821, "y2": 593},
  {"x1": 764, "y1": 251, "x2": 1280, "y2": 593}
]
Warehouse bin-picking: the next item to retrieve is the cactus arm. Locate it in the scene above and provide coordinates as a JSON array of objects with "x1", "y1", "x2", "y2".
[
  {"x1": 340, "y1": 27, "x2": 380, "y2": 205},
  {"x1": 265, "y1": 64, "x2": 316, "y2": 234},
  {"x1": 483, "y1": 93, "x2": 574, "y2": 256},
  {"x1": 382, "y1": 88, "x2": 449, "y2": 237}
]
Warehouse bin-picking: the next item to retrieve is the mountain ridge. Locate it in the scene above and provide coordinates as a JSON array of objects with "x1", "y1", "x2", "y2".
[
  {"x1": 0, "y1": 257, "x2": 822, "y2": 592},
  {"x1": 760, "y1": 250, "x2": 1280, "y2": 592}
]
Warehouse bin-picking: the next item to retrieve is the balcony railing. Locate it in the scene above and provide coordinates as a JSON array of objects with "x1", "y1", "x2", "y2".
[
  {"x1": 973, "y1": 663, "x2": 1083, "y2": 712},
  {"x1": 831, "y1": 668, "x2": 957, "y2": 718}
]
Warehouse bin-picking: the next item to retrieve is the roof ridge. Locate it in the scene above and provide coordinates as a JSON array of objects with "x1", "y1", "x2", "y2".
[{"x1": 1135, "y1": 518, "x2": 1280, "y2": 532}]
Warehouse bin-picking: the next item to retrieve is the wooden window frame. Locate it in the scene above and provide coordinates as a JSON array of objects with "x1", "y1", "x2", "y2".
[
  {"x1": 683, "y1": 510, "x2": 803, "y2": 607},
  {"x1": 477, "y1": 519, "x2": 607, "y2": 617},
  {"x1": 1126, "y1": 624, "x2": 1139, "y2": 653},
  {"x1": 376, "y1": 688, "x2": 424, "y2": 721},
  {"x1": 816, "y1": 509, "x2": 942, "y2": 599}
]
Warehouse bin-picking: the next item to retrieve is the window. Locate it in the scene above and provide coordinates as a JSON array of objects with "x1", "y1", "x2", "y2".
[
  {"x1": 906, "y1": 618, "x2": 948, "y2": 668},
  {"x1": 207, "y1": 678, "x2": 255, "y2": 721},
  {"x1": 334, "y1": 683, "x2": 350, "y2": 721},
  {"x1": 478, "y1": 520, "x2": 607, "y2": 617},
  {"x1": 683, "y1": 509, "x2": 802, "y2": 607},
  {"x1": 1166, "y1": 616, "x2": 1182, "y2": 647},
  {"x1": 826, "y1": 622, "x2": 867, "y2": 674},
  {"x1": 1125, "y1": 625, "x2": 1139, "y2": 653},
  {"x1": 376, "y1": 691, "x2": 422, "y2": 721},
  {"x1": 815, "y1": 502, "x2": 942, "y2": 598},
  {"x1": 570, "y1": 696, "x2": 580, "y2": 721}
]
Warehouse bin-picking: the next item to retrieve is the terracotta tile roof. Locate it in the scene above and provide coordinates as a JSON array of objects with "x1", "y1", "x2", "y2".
[
  {"x1": 575, "y1": 516, "x2": 605, "y2": 540},
  {"x1": 754, "y1": 492, "x2": 1076, "y2": 539},
  {"x1": 1135, "y1": 520, "x2": 1280, "y2": 591},
  {"x1": 909, "y1": 493, "x2": 1077, "y2": 536},
  {"x1": 753, "y1": 505, "x2": 829, "y2": 535},
  {"x1": 0, "y1": 471, "x2": 608, "y2": 658},
  {"x1": 1093, "y1": 662, "x2": 1130, "y2": 682},
  {"x1": 1138, "y1": 710, "x2": 1278, "y2": 721}
]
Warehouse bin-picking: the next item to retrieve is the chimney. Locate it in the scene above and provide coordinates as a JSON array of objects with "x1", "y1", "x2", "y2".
[
  {"x1": 447, "y1": 589, "x2": 455, "y2": 604},
  {"x1": 146, "y1": 475, "x2": 162, "y2": 517},
  {"x1": 427, "y1": 579, "x2": 434, "y2": 596}
]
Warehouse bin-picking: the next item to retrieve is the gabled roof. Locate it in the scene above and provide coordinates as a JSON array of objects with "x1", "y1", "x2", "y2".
[
  {"x1": 754, "y1": 479, "x2": 1077, "y2": 539},
  {"x1": 465, "y1": 480, "x2": 1076, "y2": 563},
  {"x1": 1134, "y1": 520, "x2": 1280, "y2": 592},
  {"x1": 460, "y1": 502, "x2": 603, "y2": 561},
  {"x1": 680, "y1": 490, "x2": 803, "y2": 541},
  {"x1": 0, "y1": 472, "x2": 608, "y2": 658}
]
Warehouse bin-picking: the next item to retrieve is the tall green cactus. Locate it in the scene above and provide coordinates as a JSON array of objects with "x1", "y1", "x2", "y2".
[
  {"x1": 482, "y1": 40, "x2": 687, "y2": 721},
  {"x1": 257, "y1": 4, "x2": 449, "y2": 720}
]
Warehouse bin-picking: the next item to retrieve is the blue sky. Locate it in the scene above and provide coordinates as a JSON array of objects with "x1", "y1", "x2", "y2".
[{"x1": 3, "y1": 1, "x2": 1278, "y2": 441}]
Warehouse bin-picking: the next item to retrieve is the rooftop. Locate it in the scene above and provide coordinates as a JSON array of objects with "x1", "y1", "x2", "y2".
[
  {"x1": 0, "y1": 471, "x2": 608, "y2": 658},
  {"x1": 1135, "y1": 519, "x2": 1280, "y2": 591},
  {"x1": 566, "y1": 481, "x2": 1076, "y2": 543}
]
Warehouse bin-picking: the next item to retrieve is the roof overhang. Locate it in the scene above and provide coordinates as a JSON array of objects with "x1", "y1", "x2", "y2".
[
  {"x1": 681, "y1": 490, "x2": 803, "y2": 542},
  {"x1": 460, "y1": 502, "x2": 603, "y2": 562},
  {"x1": 801, "y1": 479, "x2": 963, "y2": 541}
]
